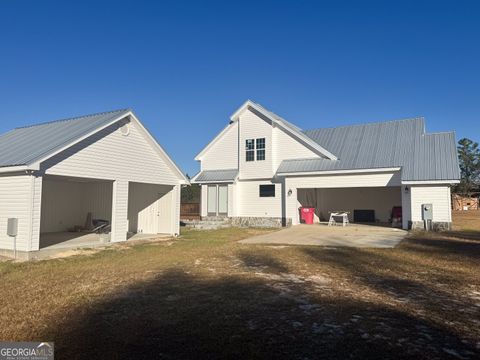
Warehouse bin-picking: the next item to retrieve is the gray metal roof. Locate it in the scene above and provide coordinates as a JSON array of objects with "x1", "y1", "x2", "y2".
[
  {"x1": 0, "y1": 109, "x2": 130, "y2": 168},
  {"x1": 277, "y1": 118, "x2": 460, "y2": 181},
  {"x1": 193, "y1": 169, "x2": 238, "y2": 182}
]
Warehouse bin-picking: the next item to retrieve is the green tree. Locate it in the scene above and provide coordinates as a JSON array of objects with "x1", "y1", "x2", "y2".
[
  {"x1": 181, "y1": 184, "x2": 201, "y2": 203},
  {"x1": 457, "y1": 138, "x2": 480, "y2": 195}
]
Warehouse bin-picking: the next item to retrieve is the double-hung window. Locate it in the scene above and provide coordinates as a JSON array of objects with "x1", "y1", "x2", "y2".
[
  {"x1": 256, "y1": 138, "x2": 265, "y2": 160},
  {"x1": 245, "y1": 139, "x2": 255, "y2": 161},
  {"x1": 245, "y1": 137, "x2": 266, "y2": 161}
]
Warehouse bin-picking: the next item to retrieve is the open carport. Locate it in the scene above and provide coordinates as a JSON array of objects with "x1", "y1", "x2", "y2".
[
  {"x1": 297, "y1": 186, "x2": 402, "y2": 224},
  {"x1": 40, "y1": 175, "x2": 113, "y2": 249}
]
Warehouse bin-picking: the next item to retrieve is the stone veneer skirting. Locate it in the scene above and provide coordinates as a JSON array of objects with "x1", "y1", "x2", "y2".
[
  {"x1": 229, "y1": 217, "x2": 291, "y2": 228},
  {"x1": 409, "y1": 221, "x2": 452, "y2": 231}
]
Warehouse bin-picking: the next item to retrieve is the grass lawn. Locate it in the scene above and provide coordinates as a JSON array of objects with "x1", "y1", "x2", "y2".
[{"x1": 1, "y1": 213, "x2": 479, "y2": 359}]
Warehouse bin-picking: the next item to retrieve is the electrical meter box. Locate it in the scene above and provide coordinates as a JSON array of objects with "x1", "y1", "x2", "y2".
[
  {"x1": 422, "y1": 204, "x2": 433, "y2": 221},
  {"x1": 7, "y1": 218, "x2": 18, "y2": 237}
]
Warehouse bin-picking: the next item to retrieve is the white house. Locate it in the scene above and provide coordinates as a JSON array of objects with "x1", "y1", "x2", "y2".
[
  {"x1": 192, "y1": 100, "x2": 460, "y2": 230},
  {"x1": 0, "y1": 109, "x2": 187, "y2": 259}
]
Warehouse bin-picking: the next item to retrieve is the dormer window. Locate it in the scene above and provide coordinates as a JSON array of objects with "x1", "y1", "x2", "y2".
[
  {"x1": 246, "y1": 139, "x2": 255, "y2": 161},
  {"x1": 256, "y1": 138, "x2": 265, "y2": 161},
  {"x1": 245, "y1": 138, "x2": 265, "y2": 162}
]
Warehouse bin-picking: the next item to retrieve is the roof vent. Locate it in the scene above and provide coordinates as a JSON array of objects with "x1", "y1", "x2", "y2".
[{"x1": 120, "y1": 124, "x2": 130, "y2": 136}]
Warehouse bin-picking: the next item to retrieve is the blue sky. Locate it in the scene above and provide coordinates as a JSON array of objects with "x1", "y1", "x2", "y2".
[{"x1": 1, "y1": 0, "x2": 479, "y2": 176}]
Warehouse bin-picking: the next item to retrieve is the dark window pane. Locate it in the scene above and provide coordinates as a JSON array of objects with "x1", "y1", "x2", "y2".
[
  {"x1": 259, "y1": 184, "x2": 275, "y2": 197},
  {"x1": 246, "y1": 150, "x2": 255, "y2": 162},
  {"x1": 245, "y1": 139, "x2": 254, "y2": 150},
  {"x1": 256, "y1": 138, "x2": 265, "y2": 149},
  {"x1": 257, "y1": 149, "x2": 265, "y2": 160}
]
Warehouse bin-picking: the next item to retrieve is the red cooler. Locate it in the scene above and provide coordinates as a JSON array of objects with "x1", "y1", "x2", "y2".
[{"x1": 299, "y1": 207, "x2": 315, "y2": 224}]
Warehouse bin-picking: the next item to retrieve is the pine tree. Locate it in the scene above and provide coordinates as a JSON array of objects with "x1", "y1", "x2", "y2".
[{"x1": 457, "y1": 138, "x2": 480, "y2": 195}]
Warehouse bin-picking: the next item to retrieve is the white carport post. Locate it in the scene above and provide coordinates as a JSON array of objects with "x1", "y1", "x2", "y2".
[
  {"x1": 172, "y1": 184, "x2": 181, "y2": 235},
  {"x1": 284, "y1": 178, "x2": 299, "y2": 225},
  {"x1": 111, "y1": 179, "x2": 129, "y2": 242},
  {"x1": 28, "y1": 174, "x2": 43, "y2": 251}
]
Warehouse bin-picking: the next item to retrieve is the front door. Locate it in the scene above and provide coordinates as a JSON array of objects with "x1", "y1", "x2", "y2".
[{"x1": 218, "y1": 185, "x2": 228, "y2": 216}]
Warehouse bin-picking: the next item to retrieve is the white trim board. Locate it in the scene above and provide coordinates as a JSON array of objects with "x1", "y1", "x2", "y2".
[
  {"x1": 402, "y1": 180, "x2": 460, "y2": 185},
  {"x1": 277, "y1": 167, "x2": 402, "y2": 177}
]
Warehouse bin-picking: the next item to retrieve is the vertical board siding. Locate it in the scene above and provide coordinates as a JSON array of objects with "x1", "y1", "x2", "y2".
[
  {"x1": 201, "y1": 122, "x2": 238, "y2": 171},
  {"x1": 236, "y1": 180, "x2": 282, "y2": 217},
  {"x1": 111, "y1": 180, "x2": 129, "y2": 242},
  {"x1": 128, "y1": 182, "x2": 174, "y2": 234},
  {"x1": 43, "y1": 120, "x2": 180, "y2": 185},
  {"x1": 0, "y1": 174, "x2": 34, "y2": 252},
  {"x1": 410, "y1": 185, "x2": 452, "y2": 222}
]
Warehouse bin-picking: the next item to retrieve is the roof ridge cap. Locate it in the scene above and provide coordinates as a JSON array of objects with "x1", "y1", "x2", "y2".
[
  {"x1": 15, "y1": 108, "x2": 131, "y2": 130},
  {"x1": 304, "y1": 116, "x2": 424, "y2": 133}
]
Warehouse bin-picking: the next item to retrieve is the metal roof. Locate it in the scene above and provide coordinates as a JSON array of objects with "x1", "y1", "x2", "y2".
[
  {"x1": 0, "y1": 109, "x2": 130, "y2": 168},
  {"x1": 193, "y1": 169, "x2": 238, "y2": 182},
  {"x1": 277, "y1": 118, "x2": 460, "y2": 181}
]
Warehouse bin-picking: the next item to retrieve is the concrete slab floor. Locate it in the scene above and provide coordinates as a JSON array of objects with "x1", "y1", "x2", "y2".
[
  {"x1": 239, "y1": 223, "x2": 407, "y2": 248},
  {"x1": 21, "y1": 232, "x2": 173, "y2": 261}
]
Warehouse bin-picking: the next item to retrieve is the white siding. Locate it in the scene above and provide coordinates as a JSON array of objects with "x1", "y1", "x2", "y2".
[
  {"x1": 236, "y1": 180, "x2": 282, "y2": 217},
  {"x1": 238, "y1": 110, "x2": 274, "y2": 180},
  {"x1": 272, "y1": 126, "x2": 319, "y2": 170},
  {"x1": 410, "y1": 185, "x2": 452, "y2": 223},
  {"x1": 111, "y1": 180, "x2": 129, "y2": 242},
  {"x1": 201, "y1": 122, "x2": 238, "y2": 171},
  {"x1": 42, "y1": 120, "x2": 180, "y2": 185},
  {"x1": 0, "y1": 174, "x2": 36, "y2": 252},
  {"x1": 285, "y1": 171, "x2": 402, "y2": 224}
]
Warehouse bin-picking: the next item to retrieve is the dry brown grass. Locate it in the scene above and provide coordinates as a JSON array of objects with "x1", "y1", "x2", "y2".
[
  {"x1": 453, "y1": 210, "x2": 480, "y2": 231},
  {"x1": 1, "y1": 220, "x2": 479, "y2": 359}
]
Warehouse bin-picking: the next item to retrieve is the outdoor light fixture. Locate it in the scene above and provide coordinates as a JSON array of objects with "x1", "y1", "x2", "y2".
[
  {"x1": 288, "y1": 189, "x2": 293, "y2": 196},
  {"x1": 404, "y1": 186, "x2": 410, "y2": 193}
]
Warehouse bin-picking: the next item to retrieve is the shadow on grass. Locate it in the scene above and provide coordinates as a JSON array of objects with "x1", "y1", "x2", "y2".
[
  {"x1": 236, "y1": 250, "x2": 290, "y2": 273},
  {"x1": 400, "y1": 231, "x2": 480, "y2": 260},
  {"x1": 41, "y1": 269, "x2": 478, "y2": 360}
]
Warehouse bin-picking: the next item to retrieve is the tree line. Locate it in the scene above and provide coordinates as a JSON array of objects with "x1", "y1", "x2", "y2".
[{"x1": 457, "y1": 138, "x2": 480, "y2": 195}]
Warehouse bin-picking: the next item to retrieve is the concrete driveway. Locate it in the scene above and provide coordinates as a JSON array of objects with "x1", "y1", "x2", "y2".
[{"x1": 239, "y1": 223, "x2": 407, "y2": 248}]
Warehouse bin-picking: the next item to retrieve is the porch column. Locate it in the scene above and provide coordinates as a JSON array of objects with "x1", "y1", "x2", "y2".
[
  {"x1": 111, "y1": 179, "x2": 129, "y2": 242},
  {"x1": 401, "y1": 185, "x2": 412, "y2": 230},
  {"x1": 172, "y1": 184, "x2": 181, "y2": 236},
  {"x1": 28, "y1": 174, "x2": 43, "y2": 251},
  {"x1": 284, "y1": 178, "x2": 299, "y2": 225},
  {"x1": 200, "y1": 185, "x2": 207, "y2": 217}
]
